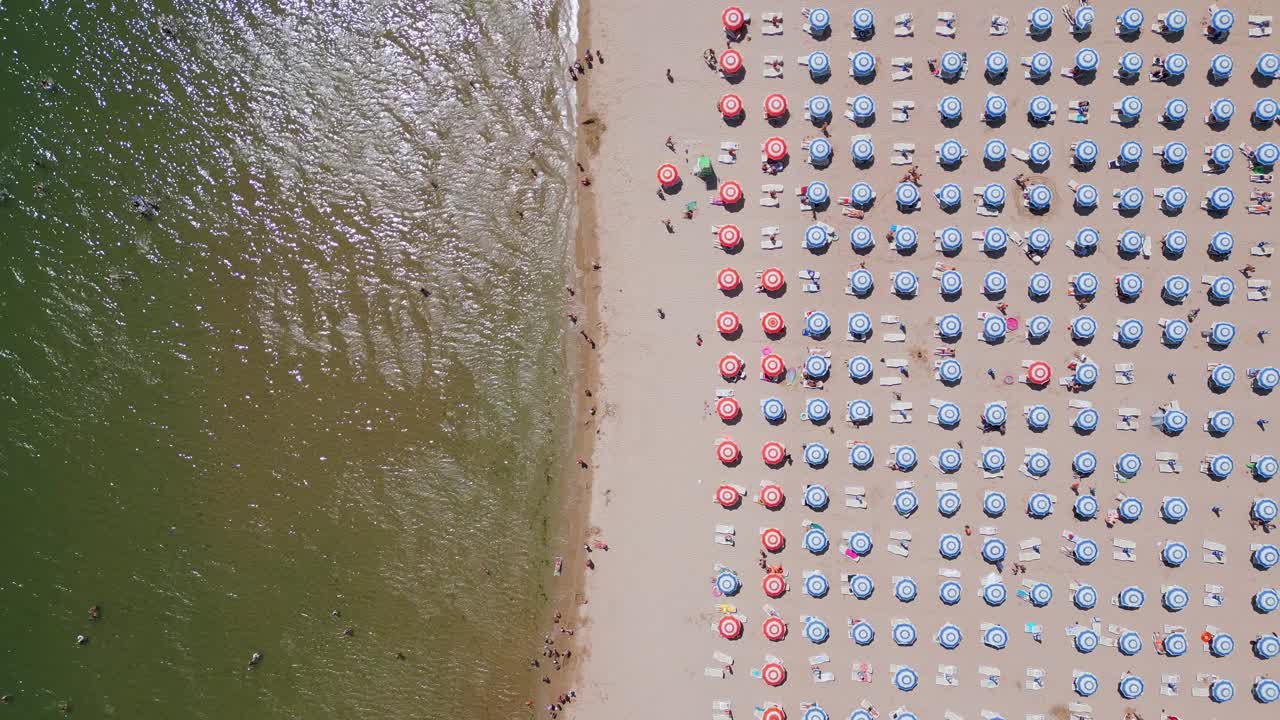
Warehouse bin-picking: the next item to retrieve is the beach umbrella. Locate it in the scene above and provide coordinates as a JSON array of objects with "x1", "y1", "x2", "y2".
[
  {"x1": 1165, "y1": 587, "x2": 1191, "y2": 611},
  {"x1": 894, "y1": 489, "x2": 918, "y2": 516},
  {"x1": 760, "y1": 267, "x2": 785, "y2": 293},
  {"x1": 1208, "y1": 187, "x2": 1235, "y2": 215},
  {"x1": 849, "y1": 51, "x2": 875, "y2": 78},
  {"x1": 1207, "y1": 454, "x2": 1233, "y2": 479},
  {"x1": 893, "y1": 666, "x2": 918, "y2": 692},
  {"x1": 848, "y1": 440, "x2": 873, "y2": 466},
  {"x1": 938, "y1": 139, "x2": 964, "y2": 165},
  {"x1": 1162, "y1": 497, "x2": 1189, "y2": 523},
  {"x1": 1029, "y1": 140, "x2": 1052, "y2": 164},
  {"x1": 1073, "y1": 450, "x2": 1098, "y2": 475},
  {"x1": 1074, "y1": 272, "x2": 1099, "y2": 296},
  {"x1": 1075, "y1": 672, "x2": 1099, "y2": 697},
  {"x1": 894, "y1": 445, "x2": 918, "y2": 471},
  {"x1": 1074, "y1": 409, "x2": 1100, "y2": 434},
  {"x1": 1028, "y1": 96, "x2": 1056, "y2": 123},
  {"x1": 807, "y1": 138, "x2": 832, "y2": 166},
  {"x1": 803, "y1": 484, "x2": 828, "y2": 510},
  {"x1": 1117, "y1": 318, "x2": 1144, "y2": 345},
  {"x1": 1118, "y1": 187, "x2": 1143, "y2": 211},
  {"x1": 982, "y1": 315, "x2": 1006, "y2": 342},
  {"x1": 979, "y1": 581, "x2": 1007, "y2": 608},
  {"x1": 1255, "y1": 544, "x2": 1280, "y2": 569},
  {"x1": 1074, "y1": 139, "x2": 1098, "y2": 165},
  {"x1": 1069, "y1": 585, "x2": 1097, "y2": 613},
  {"x1": 1209, "y1": 228, "x2": 1235, "y2": 255},
  {"x1": 937, "y1": 623, "x2": 963, "y2": 649},
  {"x1": 717, "y1": 354, "x2": 743, "y2": 380},
  {"x1": 1074, "y1": 47, "x2": 1099, "y2": 73},
  {"x1": 808, "y1": 7, "x2": 831, "y2": 31},
  {"x1": 1211, "y1": 680, "x2": 1235, "y2": 704},
  {"x1": 984, "y1": 94, "x2": 1007, "y2": 121},
  {"x1": 937, "y1": 402, "x2": 961, "y2": 427},
  {"x1": 1025, "y1": 275, "x2": 1053, "y2": 302},
  {"x1": 1029, "y1": 52, "x2": 1053, "y2": 77},
  {"x1": 721, "y1": 6, "x2": 746, "y2": 31},
  {"x1": 939, "y1": 580, "x2": 962, "y2": 605},
  {"x1": 1118, "y1": 496, "x2": 1143, "y2": 521},
  {"x1": 1119, "y1": 631, "x2": 1142, "y2": 655},
  {"x1": 807, "y1": 51, "x2": 830, "y2": 78},
  {"x1": 1164, "y1": 142, "x2": 1190, "y2": 167},
  {"x1": 1261, "y1": 53, "x2": 1280, "y2": 78},
  {"x1": 716, "y1": 311, "x2": 741, "y2": 335},
  {"x1": 984, "y1": 491, "x2": 1007, "y2": 517},
  {"x1": 1029, "y1": 6, "x2": 1054, "y2": 32},
  {"x1": 1260, "y1": 456, "x2": 1280, "y2": 481},
  {"x1": 1027, "y1": 405, "x2": 1051, "y2": 430},
  {"x1": 938, "y1": 490, "x2": 962, "y2": 517},
  {"x1": 1210, "y1": 98, "x2": 1235, "y2": 125},
  {"x1": 1119, "y1": 675, "x2": 1144, "y2": 700},
  {"x1": 806, "y1": 95, "x2": 832, "y2": 122},
  {"x1": 939, "y1": 533, "x2": 963, "y2": 559},
  {"x1": 849, "y1": 182, "x2": 874, "y2": 207},
  {"x1": 718, "y1": 181, "x2": 743, "y2": 206},
  {"x1": 1256, "y1": 498, "x2": 1280, "y2": 524},
  {"x1": 719, "y1": 48, "x2": 744, "y2": 76},
  {"x1": 1072, "y1": 317, "x2": 1097, "y2": 342},
  {"x1": 935, "y1": 184, "x2": 963, "y2": 213},
  {"x1": 895, "y1": 185, "x2": 920, "y2": 211},
  {"x1": 939, "y1": 271, "x2": 962, "y2": 297},
  {"x1": 1163, "y1": 275, "x2": 1190, "y2": 303},
  {"x1": 1075, "y1": 629, "x2": 1099, "y2": 653},
  {"x1": 848, "y1": 96, "x2": 875, "y2": 123},
  {"x1": 849, "y1": 573, "x2": 874, "y2": 598},
  {"x1": 761, "y1": 354, "x2": 786, "y2": 380},
  {"x1": 847, "y1": 313, "x2": 873, "y2": 338},
  {"x1": 850, "y1": 137, "x2": 874, "y2": 164},
  {"x1": 763, "y1": 573, "x2": 786, "y2": 599},
  {"x1": 1075, "y1": 496, "x2": 1099, "y2": 522},
  {"x1": 1118, "y1": 7, "x2": 1143, "y2": 32},
  {"x1": 761, "y1": 527, "x2": 786, "y2": 552},
  {"x1": 656, "y1": 163, "x2": 680, "y2": 187},
  {"x1": 1163, "y1": 318, "x2": 1189, "y2": 345},
  {"x1": 716, "y1": 570, "x2": 741, "y2": 596},
  {"x1": 1256, "y1": 142, "x2": 1280, "y2": 168},
  {"x1": 715, "y1": 397, "x2": 740, "y2": 422},
  {"x1": 1028, "y1": 316, "x2": 1052, "y2": 342},
  {"x1": 1025, "y1": 227, "x2": 1051, "y2": 253},
  {"x1": 848, "y1": 532, "x2": 872, "y2": 556},
  {"x1": 979, "y1": 625, "x2": 1009, "y2": 651},
  {"x1": 761, "y1": 662, "x2": 786, "y2": 687},
  {"x1": 717, "y1": 615, "x2": 743, "y2": 639},
  {"x1": 1258, "y1": 679, "x2": 1280, "y2": 703},
  {"x1": 982, "y1": 447, "x2": 1005, "y2": 473},
  {"x1": 1029, "y1": 582, "x2": 1053, "y2": 607},
  {"x1": 1120, "y1": 95, "x2": 1142, "y2": 119},
  {"x1": 763, "y1": 137, "x2": 788, "y2": 162},
  {"x1": 1073, "y1": 5, "x2": 1094, "y2": 30},
  {"x1": 804, "y1": 181, "x2": 828, "y2": 206},
  {"x1": 1118, "y1": 231, "x2": 1144, "y2": 255},
  {"x1": 1164, "y1": 230, "x2": 1188, "y2": 256},
  {"x1": 1119, "y1": 52, "x2": 1143, "y2": 76},
  {"x1": 716, "y1": 267, "x2": 741, "y2": 292},
  {"x1": 1163, "y1": 543, "x2": 1189, "y2": 568},
  {"x1": 1028, "y1": 492, "x2": 1054, "y2": 517},
  {"x1": 804, "y1": 618, "x2": 829, "y2": 644},
  {"x1": 1074, "y1": 362, "x2": 1098, "y2": 387},
  {"x1": 1211, "y1": 632, "x2": 1236, "y2": 657},
  {"x1": 1164, "y1": 632, "x2": 1190, "y2": 657},
  {"x1": 803, "y1": 355, "x2": 829, "y2": 379},
  {"x1": 1257, "y1": 98, "x2": 1280, "y2": 124},
  {"x1": 804, "y1": 527, "x2": 829, "y2": 553},
  {"x1": 1257, "y1": 634, "x2": 1280, "y2": 659},
  {"x1": 984, "y1": 272, "x2": 1008, "y2": 298},
  {"x1": 1210, "y1": 7, "x2": 1234, "y2": 34},
  {"x1": 1163, "y1": 97, "x2": 1187, "y2": 123},
  {"x1": 939, "y1": 448, "x2": 963, "y2": 473},
  {"x1": 1075, "y1": 538, "x2": 1098, "y2": 564},
  {"x1": 895, "y1": 576, "x2": 917, "y2": 603},
  {"x1": 847, "y1": 355, "x2": 872, "y2": 381},
  {"x1": 715, "y1": 483, "x2": 741, "y2": 508},
  {"x1": 1209, "y1": 320, "x2": 1235, "y2": 345},
  {"x1": 715, "y1": 438, "x2": 741, "y2": 464},
  {"x1": 982, "y1": 403, "x2": 1006, "y2": 427},
  {"x1": 1167, "y1": 52, "x2": 1189, "y2": 76},
  {"x1": 850, "y1": 620, "x2": 874, "y2": 645},
  {"x1": 1075, "y1": 185, "x2": 1098, "y2": 210},
  {"x1": 804, "y1": 707, "x2": 827, "y2": 720},
  {"x1": 805, "y1": 311, "x2": 830, "y2": 338},
  {"x1": 1118, "y1": 141, "x2": 1142, "y2": 165},
  {"x1": 1210, "y1": 364, "x2": 1235, "y2": 390},
  {"x1": 1118, "y1": 272, "x2": 1144, "y2": 298},
  {"x1": 986, "y1": 51, "x2": 1008, "y2": 76},
  {"x1": 939, "y1": 95, "x2": 962, "y2": 121},
  {"x1": 1119, "y1": 586, "x2": 1145, "y2": 609},
  {"x1": 982, "y1": 538, "x2": 1006, "y2": 564},
  {"x1": 1208, "y1": 410, "x2": 1235, "y2": 435},
  {"x1": 1027, "y1": 185, "x2": 1053, "y2": 211},
  {"x1": 847, "y1": 264, "x2": 873, "y2": 295},
  {"x1": 761, "y1": 440, "x2": 786, "y2": 465},
  {"x1": 1163, "y1": 9, "x2": 1188, "y2": 32},
  {"x1": 717, "y1": 224, "x2": 742, "y2": 250},
  {"x1": 762, "y1": 615, "x2": 788, "y2": 642},
  {"x1": 984, "y1": 185, "x2": 1007, "y2": 209},
  {"x1": 763, "y1": 93, "x2": 788, "y2": 119},
  {"x1": 851, "y1": 7, "x2": 874, "y2": 32},
  {"x1": 892, "y1": 621, "x2": 916, "y2": 646},
  {"x1": 803, "y1": 442, "x2": 829, "y2": 467},
  {"x1": 1211, "y1": 143, "x2": 1234, "y2": 169},
  {"x1": 893, "y1": 271, "x2": 917, "y2": 296},
  {"x1": 984, "y1": 139, "x2": 1007, "y2": 164},
  {"x1": 939, "y1": 51, "x2": 964, "y2": 76},
  {"x1": 719, "y1": 93, "x2": 744, "y2": 119}
]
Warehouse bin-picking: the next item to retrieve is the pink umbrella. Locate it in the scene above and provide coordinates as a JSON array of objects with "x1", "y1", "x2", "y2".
[{"x1": 715, "y1": 484, "x2": 741, "y2": 507}]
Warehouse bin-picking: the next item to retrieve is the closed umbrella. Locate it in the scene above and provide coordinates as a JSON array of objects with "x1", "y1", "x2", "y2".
[
  {"x1": 1074, "y1": 139, "x2": 1098, "y2": 165},
  {"x1": 986, "y1": 51, "x2": 1008, "y2": 76},
  {"x1": 1028, "y1": 315, "x2": 1052, "y2": 340},
  {"x1": 1118, "y1": 7, "x2": 1143, "y2": 32},
  {"x1": 939, "y1": 580, "x2": 962, "y2": 605},
  {"x1": 1256, "y1": 98, "x2": 1279, "y2": 124},
  {"x1": 1163, "y1": 97, "x2": 1187, "y2": 122},
  {"x1": 939, "y1": 448, "x2": 963, "y2": 473},
  {"x1": 848, "y1": 267, "x2": 873, "y2": 294},
  {"x1": 1118, "y1": 51, "x2": 1143, "y2": 76},
  {"x1": 983, "y1": 582, "x2": 1006, "y2": 606},
  {"x1": 983, "y1": 314, "x2": 1007, "y2": 342},
  {"x1": 983, "y1": 491, "x2": 1006, "y2": 517},
  {"x1": 1207, "y1": 454, "x2": 1233, "y2": 479},
  {"x1": 892, "y1": 621, "x2": 916, "y2": 646},
  {"x1": 1029, "y1": 52, "x2": 1052, "y2": 76},
  {"x1": 939, "y1": 270, "x2": 962, "y2": 297},
  {"x1": 850, "y1": 137, "x2": 874, "y2": 163},
  {"x1": 895, "y1": 184, "x2": 919, "y2": 209},
  {"x1": 1208, "y1": 410, "x2": 1234, "y2": 434},
  {"x1": 1073, "y1": 450, "x2": 1098, "y2": 475},
  {"x1": 1075, "y1": 629, "x2": 1100, "y2": 653},
  {"x1": 937, "y1": 624, "x2": 963, "y2": 648},
  {"x1": 1027, "y1": 405, "x2": 1051, "y2": 430},
  {"x1": 938, "y1": 139, "x2": 965, "y2": 165},
  {"x1": 1118, "y1": 586, "x2": 1145, "y2": 609},
  {"x1": 982, "y1": 538, "x2": 1006, "y2": 563},
  {"x1": 1118, "y1": 631, "x2": 1142, "y2": 655},
  {"x1": 1117, "y1": 318, "x2": 1144, "y2": 345},
  {"x1": 938, "y1": 491, "x2": 961, "y2": 516},
  {"x1": 1210, "y1": 98, "x2": 1234, "y2": 125},
  {"x1": 807, "y1": 51, "x2": 831, "y2": 78},
  {"x1": 982, "y1": 447, "x2": 1005, "y2": 472},
  {"x1": 1119, "y1": 675, "x2": 1144, "y2": 700},
  {"x1": 1074, "y1": 583, "x2": 1098, "y2": 609},
  {"x1": 1163, "y1": 542, "x2": 1189, "y2": 567},
  {"x1": 806, "y1": 95, "x2": 832, "y2": 121},
  {"x1": 1075, "y1": 184, "x2": 1098, "y2": 209},
  {"x1": 1075, "y1": 672, "x2": 1099, "y2": 696},
  {"x1": 1029, "y1": 7, "x2": 1054, "y2": 33},
  {"x1": 849, "y1": 95, "x2": 875, "y2": 120},
  {"x1": 849, "y1": 574, "x2": 874, "y2": 598},
  {"x1": 1028, "y1": 95, "x2": 1053, "y2": 121},
  {"x1": 1162, "y1": 496, "x2": 1189, "y2": 522},
  {"x1": 1120, "y1": 95, "x2": 1143, "y2": 119},
  {"x1": 1072, "y1": 316, "x2": 1097, "y2": 341},
  {"x1": 893, "y1": 271, "x2": 918, "y2": 296},
  {"x1": 1028, "y1": 491, "x2": 1054, "y2": 517},
  {"x1": 1211, "y1": 632, "x2": 1236, "y2": 657},
  {"x1": 1260, "y1": 369, "x2": 1280, "y2": 392},
  {"x1": 983, "y1": 625, "x2": 1008, "y2": 649},
  {"x1": 849, "y1": 51, "x2": 875, "y2": 77},
  {"x1": 939, "y1": 51, "x2": 964, "y2": 76},
  {"x1": 939, "y1": 533, "x2": 963, "y2": 559},
  {"x1": 1210, "y1": 364, "x2": 1234, "y2": 390},
  {"x1": 894, "y1": 489, "x2": 918, "y2": 516},
  {"x1": 804, "y1": 484, "x2": 829, "y2": 509},
  {"x1": 984, "y1": 94, "x2": 1007, "y2": 121},
  {"x1": 937, "y1": 402, "x2": 961, "y2": 427},
  {"x1": 847, "y1": 400, "x2": 873, "y2": 424},
  {"x1": 895, "y1": 576, "x2": 917, "y2": 602},
  {"x1": 848, "y1": 441, "x2": 873, "y2": 467},
  {"x1": 849, "y1": 182, "x2": 874, "y2": 206},
  {"x1": 1117, "y1": 452, "x2": 1142, "y2": 478},
  {"x1": 1075, "y1": 538, "x2": 1098, "y2": 563},
  {"x1": 847, "y1": 355, "x2": 873, "y2": 380},
  {"x1": 1118, "y1": 186, "x2": 1143, "y2": 211},
  {"x1": 984, "y1": 139, "x2": 1007, "y2": 163},
  {"x1": 850, "y1": 620, "x2": 874, "y2": 645},
  {"x1": 805, "y1": 181, "x2": 829, "y2": 206},
  {"x1": 1163, "y1": 318, "x2": 1189, "y2": 345},
  {"x1": 1074, "y1": 48, "x2": 1099, "y2": 72},
  {"x1": 1209, "y1": 320, "x2": 1235, "y2": 345},
  {"x1": 1163, "y1": 584, "x2": 1190, "y2": 609}
]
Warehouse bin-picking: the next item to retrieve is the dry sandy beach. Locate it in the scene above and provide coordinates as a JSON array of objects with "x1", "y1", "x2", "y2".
[{"x1": 573, "y1": 2, "x2": 1277, "y2": 720}]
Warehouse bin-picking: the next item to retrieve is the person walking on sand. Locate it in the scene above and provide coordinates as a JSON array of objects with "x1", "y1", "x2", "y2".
[{"x1": 665, "y1": 136, "x2": 675, "y2": 151}]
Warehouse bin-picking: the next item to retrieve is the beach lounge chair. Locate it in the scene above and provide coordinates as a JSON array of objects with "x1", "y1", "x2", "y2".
[
  {"x1": 937, "y1": 665, "x2": 959, "y2": 687},
  {"x1": 978, "y1": 666, "x2": 1001, "y2": 689},
  {"x1": 705, "y1": 667, "x2": 726, "y2": 678},
  {"x1": 845, "y1": 486, "x2": 867, "y2": 509},
  {"x1": 712, "y1": 650, "x2": 734, "y2": 666}
]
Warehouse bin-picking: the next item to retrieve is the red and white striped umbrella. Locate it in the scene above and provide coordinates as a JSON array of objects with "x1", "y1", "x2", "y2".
[
  {"x1": 1026, "y1": 361, "x2": 1052, "y2": 385},
  {"x1": 762, "y1": 573, "x2": 787, "y2": 597},
  {"x1": 761, "y1": 708, "x2": 786, "y2": 720},
  {"x1": 717, "y1": 267, "x2": 741, "y2": 291},
  {"x1": 719, "y1": 48, "x2": 744, "y2": 75},
  {"x1": 719, "y1": 181, "x2": 743, "y2": 205},
  {"x1": 761, "y1": 354, "x2": 786, "y2": 378},
  {"x1": 761, "y1": 527, "x2": 786, "y2": 551},
  {"x1": 760, "y1": 267, "x2": 785, "y2": 291},
  {"x1": 761, "y1": 311, "x2": 785, "y2": 335},
  {"x1": 716, "y1": 397, "x2": 740, "y2": 421},
  {"x1": 715, "y1": 484, "x2": 741, "y2": 507},
  {"x1": 656, "y1": 163, "x2": 680, "y2": 187},
  {"x1": 722, "y1": 6, "x2": 746, "y2": 31},
  {"x1": 717, "y1": 224, "x2": 742, "y2": 249},
  {"x1": 763, "y1": 136, "x2": 788, "y2": 161},
  {"x1": 764, "y1": 93, "x2": 788, "y2": 118},
  {"x1": 761, "y1": 662, "x2": 787, "y2": 686},
  {"x1": 719, "y1": 93, "x2": 744, "y2": 118},
  {"x1": 760, "y1": 483, "x2": 785, "y2": 508},
  {"x1": 718, "y1": 353, "x2": 743, "y2": 378},
  {"x1": 718, "y1": 615, "x2": 743, "y2": 639},
  {"x1": 762, "y1": 616, "x2": 787, "y2": 641},
  {"x1": 716, "y1": 310, "x2": 741, "y2": 335},
  {"x1": 716, "y1": 438, "x2": 741, "y2": 464},
  {"x1": 761, "y1": 441, "x2": 786, "y2": 465}
]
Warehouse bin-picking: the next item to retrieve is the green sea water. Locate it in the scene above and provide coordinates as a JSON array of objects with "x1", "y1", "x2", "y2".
[{"x1": 0, "y1": 1, "x2": 579, "y2": 716}]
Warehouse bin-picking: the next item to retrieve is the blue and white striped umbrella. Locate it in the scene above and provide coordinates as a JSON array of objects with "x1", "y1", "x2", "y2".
[
  {"x1": 804, "y1": 705, "x2": 828, "y2": 720},
  {"x1": 1209, "y1": 231, "x2": 1234, "y2": 256},
  {"x1": 762, "y1": 397, "x2": 786, "y2": 422},
  {"x1": 984, "y1": 139, "x2": 1007, "y2": 163},
  {"x1": 984, "y1": 491, "x2": 1007, "y2": 517},
  {"x1": 937, "y1": 402, "x2": 961, "y2": 427},
  {"x1": 1257, "y1": 98, "x2": 1280, "y2": 123},
  {"x1": 986, "y1": 51, "x2": 1008, "y2": 76},
  {"x1": 716, "y1": 571, "x2": 741, "y2": 595},
  {"x1": 1075, "y1": 538, "x2": 1098, "y2": 563},
  {"x1": 983, "y1": 315, "x2": 1007, "y2": 342},
  {"x1": 1074, "y1": 139, "x2": 1098, "y2": 164},
  {"x1": 893, "y1": 271, "x2": 918, "y2": 296},
  {"x1": 1164, "y1": 97, "x2": 1187, "y2": 122},
  {"x1": 1030, "y1": 52, "x2": 1053, "y2": 76},
  {"x1": 1163, "y1": 9, "x2": 1188, "y2": 32},
  {"x1": 805, "y1": 527, "x2": 830, "y2": 553},
  {"x1": 1255, "y1": 544, "x2": 1280, "y2": 569},
  {"x1": 849, "y1": 532, "x2": 873, "y2": 556},
  {"x1": 1118, "y1": 631, "x2": 1142, "y2": 655},
  {"x1": 850, "y1": 620, "x2": 875, "y2": 644},
  {"x1": 1027, "y1": 185, "x2": 1052, "y2": 209},
  {"x1": 1118, "y1": 7, "x2": 1143, "y2": 31},
  {"x1": 850, "y1": 573, "x2": 875, "y2": 598},
  {"x1": 1210, "y1": 364, "x2": 1235, "y2": 390},
  {"x1": 850, "y1": 51, "x2": 876, "y2": 77},
  {"x1": 850, "y1": 711, "x2": 874, "y2": 720},
  {"x1": 1075, "y1": 629, "x2": 1099, "y2": 653},
  {"x1": 1167, "y1": 53, "x2": 1190, "y2": 76},
  {"x1": 1210, "y1": 98, "x2": 1235, "y2": 124},
  {"x1": 1118, "y1": 231, "x2": 1144, "y2": 254},
  {"x1": 1071, "y1": 408, "x2": 1098, "y2": 434},
  {"x1": 985, "y1": 94, "x2": 1007, "y2": 119},
  {"x1": 808, "y1": 95, "x2": 833, "y2": 120},
  {"x1": 805, "y1": 225, "x2": 830, "y2": 249},
  {"x1": 1075, "y1": 672, "x2": 1099, "y2": 697},
  {"x1": 1026, "y1": 452, "x2": 1052, "y2": 477},
  {"x1": 1211, "y1": 632, "x2": 1235, "y2": 657},
  {"x1": 938, "y1": 623, "x2": 963, "y2": 648},
  {"x1": 806, "y1": 311, "x2": 831, "y2": 337},
  {"x1": 1254, "y1": 498, "x2": 1279, "y2": 523},
  {"x1": 1163, "y1": 543, "x2": 1189, "y2": 567},
  {"x1": 896, "y1": 183, "x2": 920, "y2": 208},
  {"x1": 804, "y1": 620, "x2": 830, "y2": 645},
  {"x1": 1210, "y1": 7, "x2": 1234, "y2": 33},
  {"x1": 982, "y1": 538, "x2": 1007, "y2": 563},
  {"x1": 1209, "y1": 410, "x2": 1235, "y2": 435},
  {"x1": 1028, "y1": 140, "x2": 1052, "y2": 164},
  {"x1": 1208, "y1": 454, "x2": 1233, "y2": 478},
  {"x1": 805, "y1": 571, "x2": 829, "y2": 597},
  {"x1": 1211, "y1": 143, "x2": 1233, "y2": 168},
  {"x1": 1163, "y1": 142, "x2": 1188, "y2": 165},
  {"x1": 1117, "y1": 319, "x2": 1144, "y2": 345},
  {"x1": 892, "y1": 621, "x2": 917, "y2": 646},
  {"x1": 1258, "y1": 368, "x2": 1280, "y2": 391},
  {"x1": 1164, "y1": 586, "x2": 1189, "y2": 610},
  {"x1": 1027, "y1": 405, "x2": 1051, "y2": 430},
  {"x1": 1072, "y1": 316, "x2": 1097, "y2": 341},
  {"x1": 939, "y1": 533, "x2": 963, "y2": 559},
  {"x1": 1119, "y1": 675, "x2": 1145, "y2": 699},
  {"x1": 849, "y1": 182, "x2": 874, "y2": 206},
  {"x1": 1118, "y1": 186, "x2": 1143, "y2": 210},
  {"x1": 1210, "y1": 320, "x2": 1235, "y2": 345},
  {"x1": 1028, "y1": 492, "x2": 1054, "y2": 517},
  {"x1": 1025, "y1": 228, "x2": 1051, "y2": 253},
  {"x1": 939, "y1": 95, "x2": 962, "y2": 120},
  {"x1": 804, "y1": 442, "x2": 829, "y2": 466},
  {"x1": 1163, "y1": 275, "x2": 1190, "y2": 302},
  {"x1": 1028, "y1": 95, "x2": 1053, "y2": 120},
  {"x1": 1211, "y1": 680, "x2": 1235, "y2": 704},
  {"x1": 939, "y1": 140, "x2": 965, "y2": 165},
  {"x1": 1119, "y1": 586, "x2": 1145, "y2": 609},
  {"x1": 809, "y1": 7, "x2": 831, "y2": 30},
  {"x1": 895, "y1": 576, "x2": 917, "y2": 602},
  {"x1": 1163, "y1": 318, "x2": 1189, "y2": 345},
  {"x1": 1256, "y1": 143, "x2": 1280, "y2": 167},
  {"x1": 1118, "y1": 497, "x2": 1143, "y2": 521},
  {"x1": 808, "y1": 138, "x2": 833, "y2": 164},
  {"x1": 1025, "y1": 275, "x2": 1052, "y2": 300},
  {"x1": 852, "y1": 7, "x2": 874, "y2": 31},
  {"x1": 984, "y1": 271, "x2": 1008, "y2": 295},
  {"x1": 894, "y1": 489, "x2": 918, "y2": 516},
  {"x1": 937, "y1": 359, "x2": 962, "y2": 384},
  {"x1": 1075, "y1": 47, "x2": 1099, "y2": 72},
  {"x1": 1260, "y1": 53, "x2": 1280, "y2": 78},
  {"x1": 894, "y1": 226, "x2": 918, "y2": 252},
  {"x1": 1118, "y1": 271, "x2": 1144, "y2": 296},
  {"x1": 848, "y1": 400, "x2": 873, "y2": 424},
  {"x1": 1120, "y1": 95, "x2": 1143, "y2": 118},
  {"x1": 939, "y1": 580, "x2": 962, "y2": 605},
  {"x1": 1074, "y1": 362, "x2": 1098, "y2": 386},
  {"x1": 1073, "y1": 5, "x2": 1094, "y2": 29},
  {"x1": 984, "y1": 625, "x2": 1009, "y2": 649},
  {"x1": 1162, "y1": 496, "x2": 1189, "y2": 522},
  {"x1": 939, "y1": 448, "x2": 963, "y2": 473},
  {"x1": 805, "y1": 355, "x2": 831, "y2": 379},
  {"x1": 1030, "y1": 582, "x2": 1053, "y2": 607},
  {"x1": 1258, "y1": 678, "x2": 1280, "y2": 704},
  {"x1": 850, "y1": 95, "x2": 875, "y2": 119},
  {"x1": 939, "y1": 51, "x2": 964, "y2": 76},
  {"x1": 1074, "y1": 584, "x2": 1098, "y2": 609},
  {"x1": 1256, "y1": 634, "x2": 1280, "y2": 659},
  {"x1": 1208, "y1": 186, "x2": 1235, "y2": 213},
  {"x1": 1073, "y1": 450, "x2": 1098, "y2": 474},
  {"x1": 983, "y1": 447, "x2": 1005, "y2": 472},
  {"x1": 849, "y1": 227, "x2": 875, "y2": 253},
  {"x1": 847, "y1": 355, "x2": 873, "y2": 380},
  {"x1": 983, "y1": 582, "x2": 1007, "y2": 606},
  {"x1": 849, "y1": 442, "x2": 874, "y2": 467},
  {"x1": 895, "y1": 445, "x2": 917, "y2": 470},
  {"x1": 893, "y1": 666, "x2": 918, "y2": 692},
  {"x1": 938, "y1": 490, "x2": 962, "y2": 517},
  {"x1": 1075, "y1": 184, "x2": 1098, "y2": 208},
  {"x1": 1164, "y1": 230, "x2": 1188, "y2": 255},
  {"x1": 939, "y1": 271, "x2": 963, "y2": 297},
  {"x1": 804, "y1": 484, "x2": 829, "y2": 509},
  {"x1": 937, "y1": 185, "x2": 963, "y2": 209},
  {"x1": 1119, "y1": 141, "x2": 1142, "y2": 164},
  {"x1": 807, "y1": 182, "x2": 830, "y2": 205},
  {"x1": 808, "y1": 51, "x2": 831, "y2": 77},
  {"x1": 1119, "y1": 52, "x2": 1143, "y2": 75},
  {"x1": 1075, "y1": 494, "x2": 1099, "y2": 520},
  {"x1": 1030, "y1": 6, "x2": 1054, "y2": 31},
  {"x1": 1028, "y1": 314, "x2": 1051, "y2": 339},
  {"x1": 1262, "y1": 457, "x2": 1280, "y2": 481},
  {"x1": 848, "y1": 312, "x2": 873, "y2": 336}
]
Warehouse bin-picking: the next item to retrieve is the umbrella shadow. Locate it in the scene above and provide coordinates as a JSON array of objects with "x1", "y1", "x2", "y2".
[
  {"x1": 723, "y1": 112, "x2": 745, "y2": 128},
  {"x1": 1028, "y1": 334, "x2": 1048, "y2": 346},
  {"x1": 1159, "y1": 29, "x2": 1185, "y2": 43},
  {"x1": 1072, "y1": 336, "x2": 1095, "y2": 348},
  {"x1": 984, "y1": 158, "x2": 1006, "y2": 171},
  {"x1": 1067, "y1": 71, "x2": 1095, "y2": 86},
  {"x1": 719, "y1": 327, "x2": 743, "y2": 341},
  {"x1": 1117, "y1": 206, "x2": 1141, "y2": 219},
  {"x1": 721, "y1": 69, "x2": 745, "y2": 85},
  {"x1": 1027, "y1": 73, "x2": 1051, "y2": 87},
  {"x1": 721, "y1": 284, "x2": 743, "y2": 298},
  {"x1": 767, "y1": 111, "x2": 791, "y2": 128},
  {"x1": 1027, "y1": 204, "x2": 1051, "y2": 217},
  {"x1": 1161, "y1": 74, "x2": 1186, "y2": 87},
  {"x1": 1253, "y1": 116, "x2": 1277, "y2": 130},
  {"x1": 853, "y1": 72, "x2": 877, "y2": 86},
  {"x1": 764, "y1": 328, "x2": 787, "y2": 341},
  {"x1": 986, "y1": 71, "x2": 1007, "y2": 86},
  {"x1": 1207, "y1": 70, "x2": 1230, "y2": 87},
  {"x1": 1208, "y1": 379, "x2": 1230, "y2": 395},
  {"x1": 940, "y1": 291, "x2": 961, "y2": 304},
  {"x1": 1253, "y1": 72, "x2": 1275, "y2": 88},
  {"x1": 1206, "y1": 119, "x2": 1231, "y2": 133},
  {"x1": 1160, "y1": 117, "x2": 1185, "y2": 130},
  {"x1": 985, "y1": 115, "x2": 1007, "y2": 129},
  {"x1": 1074, "y1": 204, "x2": 1096, "y2": 216},
  {"x1": 810, "y1": 72, "x2": 831, "y2": 86},
  {"x1": 806, "y1": 243, "x2": 832, "y2": 257},
  {"x1": 1115, "y1": 73, "x2": 1139, "y2": 87},
  {"x1": 939, "y1": 203, "x2": 960, "y2": 216},
  {"x1": 941, "y1": 115, "x2": 962, "y2": 129}
]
